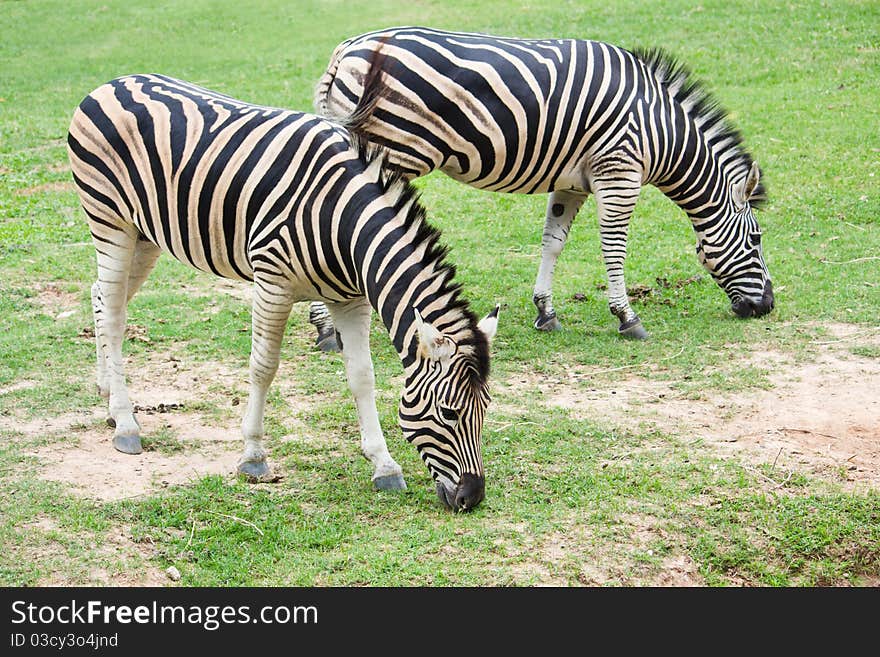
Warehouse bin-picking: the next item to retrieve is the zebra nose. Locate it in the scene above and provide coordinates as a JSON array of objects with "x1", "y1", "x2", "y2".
[
  {"x1": 731, "y1": 297, "x2": 755, "y2": 318},
  {"x1": 453, "y1": 473, "x2": 485, "y2": 512},
  {"x1": 732, "y1": 280, "x2": 775, "y2": 318},
  {"x1": 756, "y1": 279, "x2": 774, "y2": 316}
]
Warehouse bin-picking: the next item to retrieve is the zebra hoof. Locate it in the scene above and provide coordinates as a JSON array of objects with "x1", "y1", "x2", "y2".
[
  {"x1": 534, "y1": 314, "x2": 561, "y2": 332},
  {"x1": 618, "y1": 318, "x2": 649, "y2": 340},
  {"x1": 112, "y1": 434, "x2": 143, "y2": 455},
  {"x1": 237, "y1": 459, "x2": 279, "y2": 483},
  {"x1": 315, "y1": 330, "x2": 340, "y2": 353},
  {"x1": 373, "y1": 473, "x2": 407, "y2": 491}
]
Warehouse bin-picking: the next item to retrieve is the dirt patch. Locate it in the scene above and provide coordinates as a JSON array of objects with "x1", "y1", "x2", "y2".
[
  {"x1": 13, "y1": 516, "x2": 168, "y2": 586},
  {"x1": 515, "y1": 324, "x2": 880, "y2": 490},
  {"x1": 31, "y1": 411, "x2": 242, "y2": 502},
  {"x1": 0, "y1": 380, "x2": 39, "y2": 396},
  {"x1": 179, "y1": 278, "x2": 253, "y2": 305},
  {"x1": 17, "y1": 353, "x2": 317, "y2": 502},
  {"x1": 656, "y1": 554, "x2": 703, "y2": 586},
  {"x1": 33, "y1": 282, "x2": 81, "y2": 318},
  {"x1": 15, "y1": 181, "x2": 76, "y2": 195}
]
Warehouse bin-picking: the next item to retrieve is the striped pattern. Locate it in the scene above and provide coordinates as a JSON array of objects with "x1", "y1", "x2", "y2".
[
  {"x1": 401, "y1": 338, "x2": 490, "y2": 485},
  {"x1": 67, "y1": 73, "x2": 492, "y2": 509},
  {"x1": 313, "y1": 26, "x2": 773, "y2": 337}
]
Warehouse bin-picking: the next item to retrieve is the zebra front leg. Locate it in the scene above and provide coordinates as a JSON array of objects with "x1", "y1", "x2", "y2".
[
  {"x1": 308, "y1": 301, "x2": 340, "y2": 352},
  {"x1": 532, "y1": 190, "x2": 586, "y2": 331},
  {"x1": 327, "y1": 298, "x2": 406, "y2": 491},
  {"x1": 594, "y1": 177, "x2": 648, "y2": 339},
  {"x1": 237, "y1": 279, "x2": 295, "y2": 482}
]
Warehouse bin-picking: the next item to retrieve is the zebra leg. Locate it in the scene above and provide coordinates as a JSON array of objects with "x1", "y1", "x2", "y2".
[
  {"x1": 308, "y1": 301, "x2": 340, "y2": 352},
  {"x1": 237, "y1": 279, "x2": 295, "y2": 482},
  {"x1": 594, "y1": 176, "x2": 649, "y2": 339},
  {"x1": 326, "y1": 297, "x2": 406, "y2": 491},
  {"x1": 92, "y1": 238, "x2": 162, "y2": 400},
  {"x1": 532, "y1": 190, "x2": 586, "y2": 331},
  {"x1": 125, "y1": 238, "x2": 162, "y2": 302},
  {"x1": 91, "y1": 281, "x2": 110, "y2": 399},
  {"x1": 92, "y1": 228, "x2": 144, "y2": 454}
]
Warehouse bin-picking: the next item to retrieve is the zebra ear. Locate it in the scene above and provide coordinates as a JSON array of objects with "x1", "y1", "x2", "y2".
[
  {"x1": 733, "y1": 162, "x2": 761, "y2": 209},
  {"x1": 414, "y1": 309, "x2": 455, "y2": 361},
  {"x1": 477, "y1": 304, "x2": 500, "y2": 345}
]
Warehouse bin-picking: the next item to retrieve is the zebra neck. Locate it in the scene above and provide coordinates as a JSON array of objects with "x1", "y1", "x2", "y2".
[
  {"x1": 647, "y1": 101, "x2": 747, "y2": 228},
  {"x1": 651, "y1": 136, "x2": 739, "y2": 228},
  {"x1": 372, "y1": 261, "x2": 474, "y2": 369},
  {"x1": 354, "y1": 205, "x2": 474, "y2": 368}
]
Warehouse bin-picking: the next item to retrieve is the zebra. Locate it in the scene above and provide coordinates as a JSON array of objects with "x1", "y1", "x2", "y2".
[
  {"x1": 307, "y1": 25, "x2": 773, "y2": 348},
  {"x1": 66, "y1": 73, "x2": 500, "y2": 511}
]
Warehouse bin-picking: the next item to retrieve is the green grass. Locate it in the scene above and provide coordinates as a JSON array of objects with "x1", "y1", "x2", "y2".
[{"x1": 1, "y1": 0, "x2": 878, "y2": 587}]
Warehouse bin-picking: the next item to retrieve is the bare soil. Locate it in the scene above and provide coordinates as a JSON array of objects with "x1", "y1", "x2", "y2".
[
  {"x1": 15, "y1": 181, "x2": 76, "y2": 196},
  {"x1": 9, "y1": 357, "x2": 248, "y2": 501},
  {"x1": 10, "y1": 346, "x2": 323, "y2": 505},
  {"x1": 509, "y1": 323, "x2": 880, "y2": 491}
]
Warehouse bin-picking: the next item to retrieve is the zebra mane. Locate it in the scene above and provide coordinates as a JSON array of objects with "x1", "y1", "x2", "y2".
[
  {"x1": 352, "y1": 134, "x2": 491, "y2": 387},
  {"x1": 631, "y1": 46, "x2": 766, "y2": 207}
]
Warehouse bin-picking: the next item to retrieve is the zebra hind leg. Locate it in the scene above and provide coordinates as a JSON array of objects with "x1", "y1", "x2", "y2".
[
  {"x1": 91, "y1": 238, "x2": 162, "y2": 400},
  {"x1": 91, "y1": 230, "x2": 147, "y2": 454},
  {"x1": 308, "y1": 301, "x2": 341, "y2": 352},
  {"x1": 92, "y1": 281, "x2": 110, "y2": 399},
  {"x1": 236, "y1": 278, "x2": 295, "y2": 483},
  {"x1": 532, "y1": 190, "x2": 586, "y2": 331},
  {"x1": 327, "y1": 298, "x2": 406, "y2": 491}
]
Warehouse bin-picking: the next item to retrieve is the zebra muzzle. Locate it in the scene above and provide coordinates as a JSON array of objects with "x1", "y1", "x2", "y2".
[
  {"x1": 436, "y1": 473, "x2": 485, "y2": 512},
  {"x1": 731, "y1": 280, "x2": 775, "y2": 318}
]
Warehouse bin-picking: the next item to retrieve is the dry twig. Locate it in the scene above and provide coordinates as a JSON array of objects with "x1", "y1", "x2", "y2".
[
  {"x1": 584, "y1": 345, "x2": 687, "y2": 377},
  {"x1": 744, "y1": 464, "x2": 794, "y2": 489},
  {"x1": 183, "y1": 511, "x2": 196, "y2": 551},
  {"x1": 821, "y1": 256, "x2": 880, "y2": 265},
  {"x1": 487, "y1": 419, "x2": 541, "y2": 431},
  {"x1": 782, "y1": 427, "x2": 842, "y2": 441},
  {"x1": 770, "y1": 447, "x2": 783, "y2": 472},
  {"x1": 810, "y1": 327, "x2": 880, "y2": 345},
  {"x1": 205, "y1": 510, "x2": 264, "y2": 536},
  {"x1": 839, "y1": 220, "x2": 865, "y2": 231}
]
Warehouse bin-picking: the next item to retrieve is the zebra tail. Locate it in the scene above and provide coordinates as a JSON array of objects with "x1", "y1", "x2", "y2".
[
  {"x1": 313, "y1": 39, "x2": 348, "y2": 116},
  {"x1": 339, "y1": 36, "x2": 391, "y2": 138}
]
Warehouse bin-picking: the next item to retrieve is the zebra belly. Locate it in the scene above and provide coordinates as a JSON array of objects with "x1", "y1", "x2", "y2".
[
  {"x1": 439, "y1": 158, "x2": 588, "y2": 195},
  {"x1": 136, "y1": 221, "x2": 347, "y2": 305},
  {"x1": 149, "y1": 233, "x2": 255, "y2": 283}
]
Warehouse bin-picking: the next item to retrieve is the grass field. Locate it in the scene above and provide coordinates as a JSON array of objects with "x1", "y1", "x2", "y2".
[{"x1": 1, "y1": 0, "x2": 878, "y2": 586}]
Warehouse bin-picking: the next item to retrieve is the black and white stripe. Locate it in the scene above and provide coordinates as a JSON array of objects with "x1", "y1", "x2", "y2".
[
  {"x1": 310, "y1": 26, "x2": 773, "y2": 342},
  {"x1": 67, "y1": 73, "x2": 498, "y2": 510}
]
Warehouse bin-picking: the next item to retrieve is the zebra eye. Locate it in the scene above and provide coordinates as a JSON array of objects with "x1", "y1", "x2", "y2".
[
  {"x1": 438, "y1": 405, "x2": 459, "y2": 425},
  {"x1": 749, "y1": 232, "x2": 762, "y2": 247}
]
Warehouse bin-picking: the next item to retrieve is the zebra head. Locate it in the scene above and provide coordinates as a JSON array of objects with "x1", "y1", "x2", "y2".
[
  {"x1": 399, "y1": 306, "x2": 499, "y2": 512},
  {"x1": 695, "y1": 162, "x2": 774, "y2": 319}
]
